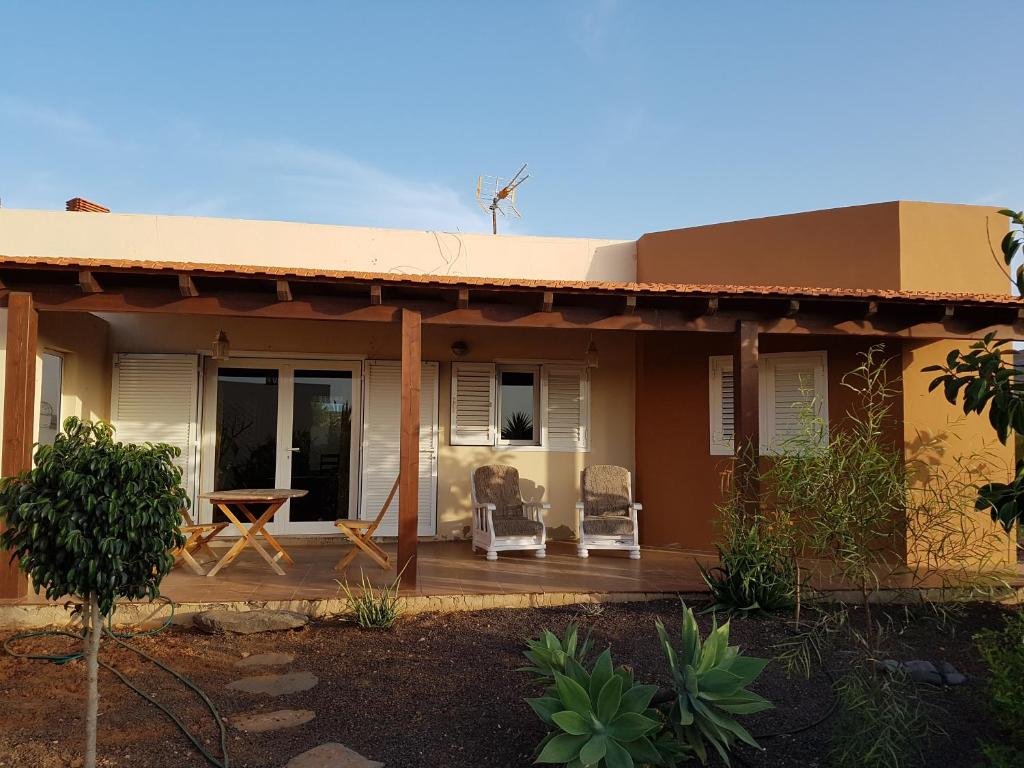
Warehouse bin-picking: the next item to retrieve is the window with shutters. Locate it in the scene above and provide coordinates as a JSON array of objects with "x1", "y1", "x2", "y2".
[
  {"x1": 709, "y1": 351, "x2": 828, "y2": 456},
  {"x1": 450, "y1": 361, "x2": 589, "y2": 451}
]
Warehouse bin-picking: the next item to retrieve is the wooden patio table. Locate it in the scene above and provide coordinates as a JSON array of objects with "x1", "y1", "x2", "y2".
[{"x1": 199, "y1": 489, "x2": 308, "y2": 578}]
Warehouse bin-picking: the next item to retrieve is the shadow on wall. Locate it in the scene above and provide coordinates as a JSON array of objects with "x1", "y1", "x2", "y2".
[{"x1": 586, "y1": 241, "x2": 638, "y2": 282}]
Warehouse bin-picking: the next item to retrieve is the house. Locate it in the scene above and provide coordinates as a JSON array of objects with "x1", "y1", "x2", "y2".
[{"x1": 0, "y1": 199, "x2": 1017, "y2": 598}]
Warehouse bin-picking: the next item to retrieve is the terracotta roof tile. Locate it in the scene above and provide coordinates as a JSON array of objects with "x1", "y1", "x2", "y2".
[{"x1": 1, "y1": 254, "x2": 1020, "y2": 307}]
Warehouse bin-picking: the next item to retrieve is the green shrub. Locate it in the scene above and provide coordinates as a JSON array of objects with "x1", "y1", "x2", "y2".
[
  {"x1": 828, "y1": 666, "x2": 939, "y2": 768},
  {"x1": 975, "y1": 609, "x2": 1024, "y2": 766},
  {"x1": 698, "y1": 497, "x2": 798, "y2": 615},
  {"x1": 337, "y1": 570, "x2": 403, "y2": 629},
  {"x1": 655, "y1": 603, "x2": 772, "y2": 765},
  {"x1": 521, "y1": 622, "x2": 594, "y2": 687},
  {"x1": 527, "y1": 648, "x2": 665, "y2": 768},
  {"x1": 0, "y1": 417, "x2": 188, "y2": 768}
]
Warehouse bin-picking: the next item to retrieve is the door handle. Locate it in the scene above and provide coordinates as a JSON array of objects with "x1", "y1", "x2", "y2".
[{"x1": 287, "y1": 447, "x2": 301, "y2": 453}]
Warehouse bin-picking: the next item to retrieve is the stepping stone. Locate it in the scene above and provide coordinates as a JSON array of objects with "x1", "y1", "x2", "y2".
[
  {"x1": 287, "y1": 743, "x2": 384, "y2": 768},
  {"x1": 227, "y1": 671, "x2": 318, "y2": 696},
  {"x1": 228, "y1": 709, "x2": 315, "y2": 733},
  {"x1": 234, "y1": 652, "x2": 296, "y2": 668},
  {"x1": 194, "y1": 609, "x2": 309, "y2": 634}
]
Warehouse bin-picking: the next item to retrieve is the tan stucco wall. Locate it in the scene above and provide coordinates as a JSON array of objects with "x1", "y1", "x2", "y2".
[
  {"x1": 37, "y1": 311, "x2": 111, "y2": 425},
  {"x1": 99, "y1": 312, "x2": 635, "y2": 539},
  {"x1": 0, "y1": 209, "x2": 636, "y2": 282},
  {"x1": 902, "y1": 340, "x2": 1016, "y2": 568}
]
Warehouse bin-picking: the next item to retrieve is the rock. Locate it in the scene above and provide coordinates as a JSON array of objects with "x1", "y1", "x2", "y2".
[
  {"x1": 903, "y1": 661, "x2": 942, "y2": 685},
  {"x1": 234, "y1": 652, "x2": 296, "y2": 668},
  {"x1": 228, "y1": 709, "x2": 315, "y2": 733},
  {"x1": 227, "y1": 671, "x2": 318, "y2": 696},
  {"x1": 287, "y1": 743, "x2": 384, "y2": 768},
  {"x1": 872, "y1": 659, "x2": 900, "y2": 674},
  {"x1": 194, "y1": 609, "x2": 309, "y2": 634},
  {"x1": 939, "y1": 662, "x2": 967, "y2": 685}
]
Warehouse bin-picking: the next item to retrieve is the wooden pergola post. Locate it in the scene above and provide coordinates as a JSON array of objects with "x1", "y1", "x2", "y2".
[
  {"x1": 1, "y1": 292, "x2": 37, "y2": 599},
  {"x1": 733, "y1": 319, "x2": 760, "y2": 516},
  {"x1": 397, "y1": 308, "x2": 421, "y2": 586}
]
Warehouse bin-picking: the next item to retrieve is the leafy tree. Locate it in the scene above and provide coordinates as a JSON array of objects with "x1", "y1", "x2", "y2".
[
  {"x1": 923, "y1": 207, "x2": 1024, "y2": 534},
  {"x1": 0, "y1": 418, "x2": 187, "y2": 768}
]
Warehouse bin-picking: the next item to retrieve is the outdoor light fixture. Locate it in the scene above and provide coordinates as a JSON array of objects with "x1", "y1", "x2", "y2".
[
  {"x1": 212, "y1": 330, "x2": 231, "y2": 361},
  {"x1": 451, "y1": 340, "x2": 469, "y2": 357},
  {"x1": 586, "y1": 336, "x2": 599, "y2": 369}
]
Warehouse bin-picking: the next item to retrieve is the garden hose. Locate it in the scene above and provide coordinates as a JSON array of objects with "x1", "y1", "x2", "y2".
[{"x1": 3, "y1": 598, "x2": 230, "y2": 768}]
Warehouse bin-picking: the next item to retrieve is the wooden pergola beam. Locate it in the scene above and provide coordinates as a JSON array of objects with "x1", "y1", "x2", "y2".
[
  {"x1": 541, "y1": 291, "x2": 554, "y2": 313},
  {"x1": 733, "y1": 319, "x2": 760, "y2": 516},
  {"x1": 78, "y1": 271, "x2": 102, "y2": 294},
  {"x1": 0, "y1": 292, "x2": 35, "y2": 599},
  {"x1": 369, "y1": 285, "x2": 382, "y2": 306},
  {"x1": 178, "y1": 273, "x2": 199, "y2": 298},
  {"x1": 276, "y1": 280, "x2": 293, "y2": 302},
  {"x1": 624, "y1": 295, "x2": 637, "y2": 315},
  {"x1": 397, "y1": 308, "x2": 421, "y2": 587},
  {"x1": 456, "y1": 288, "x2": 470, "y2": 310},
  {"x1": 3, "y1": 280, "x2": 1022, "y2": 340}
]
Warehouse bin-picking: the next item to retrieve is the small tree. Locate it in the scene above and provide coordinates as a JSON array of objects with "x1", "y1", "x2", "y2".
[{"x1": 0, "y1": 417, "x2": 187, "y2": 768}]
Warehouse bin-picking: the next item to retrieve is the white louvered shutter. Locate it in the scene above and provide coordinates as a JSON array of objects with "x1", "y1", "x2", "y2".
[
  {"x1": 360, "y1": 361, "x2": 439, "y2": 536},
  {"x1": 450, "y1": 362, "x2": 495, "y2": 446},
  {"x1": 709, "y1": 356, "x2": 734, "y2": 455},
  {"x1": 544, "y1": 366, "x2": 589, "y2": 451},
  {"x1": 764, "y1": 353, "x2": 828, "y2": 452},
  {"x1": 111, "y1": 354, "x2": 200, "y2": 506}
]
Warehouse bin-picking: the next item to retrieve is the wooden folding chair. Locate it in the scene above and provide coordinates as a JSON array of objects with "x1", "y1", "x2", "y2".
[
  {"x1": 172, "y1": 509, "x2": 229, "y2": 576},
  {"x1": 335, "y1": 475, "x2": 399, "y2": 571}
]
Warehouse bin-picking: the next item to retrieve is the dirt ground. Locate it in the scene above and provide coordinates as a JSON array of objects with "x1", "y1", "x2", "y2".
[{"x1": 0, "y1": 600, "x2": 1014, "y2": 768}]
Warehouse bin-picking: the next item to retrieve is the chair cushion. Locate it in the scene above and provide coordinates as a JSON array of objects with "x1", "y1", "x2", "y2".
[
  {"x1": 492, "y1": 516, "x2": 544, "y2": 537},
  {"x1": 473, "y1": 464, "x2": 526, "y2": 518},
  {"x1": 582, "y1": 465, "x2": 632, "y2": 517},
  {"x1": 582, "y1": 515, "x2": 635, "y2": 536}
]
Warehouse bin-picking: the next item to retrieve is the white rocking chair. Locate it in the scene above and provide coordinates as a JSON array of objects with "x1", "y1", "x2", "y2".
[
  {"x1": 470, "y1": 464, "x2": 548, "y2": 561},
  {"x1": 575, "y1": 465, "x2": 641, "y2": 559}
]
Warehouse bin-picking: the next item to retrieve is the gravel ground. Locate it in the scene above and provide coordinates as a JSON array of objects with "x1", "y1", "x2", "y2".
[{"x1": 0, "y1": 600, "x2": 1013, "y2": 767}]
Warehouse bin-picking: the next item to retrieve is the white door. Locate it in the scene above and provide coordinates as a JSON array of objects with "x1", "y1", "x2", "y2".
[
  {"x1": 360, "y1": 360, "x2": 438, "y2": 536},
  {"x1": 200, "y1": 358, "x2": 362, "y2": 534}
]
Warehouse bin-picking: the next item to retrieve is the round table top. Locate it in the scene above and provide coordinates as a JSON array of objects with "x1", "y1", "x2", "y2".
[{"x1": 199, "y1": 488, "x2": 309, "y2": 503}]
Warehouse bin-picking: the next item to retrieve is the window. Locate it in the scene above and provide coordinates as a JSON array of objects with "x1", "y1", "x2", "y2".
[
  {"x1": 498, "y1": 366, "x2": 540, "y2": 445},
  {"x1": 709, "y1": 351, "x2": 828, "y2": 455},
  {"x1": 38, "y1": 352, "x2": 63, "y2": 447},
  {"x1": 451, "y1": 362, "x2": 589, "y2": 451}
]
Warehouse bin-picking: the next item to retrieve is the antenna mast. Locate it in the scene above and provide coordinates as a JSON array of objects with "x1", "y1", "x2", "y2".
[{"x1": 476, "y1": 163, "x2": 529, "y2": 234}]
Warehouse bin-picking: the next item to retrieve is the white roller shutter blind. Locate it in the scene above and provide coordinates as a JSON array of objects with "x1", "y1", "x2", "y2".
[
  {"x1": 360, "y1": 360, "x2": 438, "y2": 536},
  {"x1": 450, "y1": 362, "x2": 495, "y2": 446},
  {"x1": 544, "y1": 365, "x2": 589, "y2": 451},
  {"x1": 709, "y1": 352, "x2": 827, "y2": 455},
  {"x1": 763, "y1": 353, "x2": 828, "y2": 452},
  {"x1": 111, "y1": 354, "x2": 200, "y2": 506},
  {"x1": 709, "y1": 356, "x2": 734, "y2": 455}
]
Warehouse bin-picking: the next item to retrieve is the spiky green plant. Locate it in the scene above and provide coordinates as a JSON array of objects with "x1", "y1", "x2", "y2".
[
  {"x1": 336, "y1": 570, "x2": 403, "y2": 630},
  {"x1": 521, "y1": 622, "x2": 594, "y2": 686},
  {"x1": 502, "y1": 410, "x2": 534, "y2": 440},
  {"x1": 655, "y1": 604, "x2": 772, "y2": 765},
  {"x1": 527, "y1": 648, "x2": 664, "y2": 768}
]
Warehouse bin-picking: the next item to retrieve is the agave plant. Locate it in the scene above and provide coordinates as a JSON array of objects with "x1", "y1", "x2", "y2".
[
  {"x1": 655, "y1": 604, "x2": 772, "y2": 765},
  {"x1": 521, "y1": 622, "x2": 595, "y2": 686},
  {"x1": 528, "y1": 648, "x2": 664, "y2": 768},
  {"x1": 502, "y1": 410, "x2": 534, "y2": 440}
]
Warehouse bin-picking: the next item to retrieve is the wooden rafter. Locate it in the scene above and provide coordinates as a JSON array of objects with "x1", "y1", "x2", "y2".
[
  {"x1": 456, "y1": 288, "x2": 470, "y2": 310},
  {"x1": 541, "y1": 291, "x2": 554, "y2": 313},
  {"x1": 178, "y1": 273, "x2": 199, "y2": 298},
  {"x1": 370, "y1": 285, "x2": 382, "y2": 306},
  {"x1": 78, "y1": 271, "x2": 102, "y2": 294},
  {"x1": 276, "y1": 280, "x2": 293, "y2": 302}
]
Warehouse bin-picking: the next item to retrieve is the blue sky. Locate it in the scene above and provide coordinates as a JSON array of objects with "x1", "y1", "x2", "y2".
[{"x1": 1, "y1": 2, "x2": 1020, "y2": 239}]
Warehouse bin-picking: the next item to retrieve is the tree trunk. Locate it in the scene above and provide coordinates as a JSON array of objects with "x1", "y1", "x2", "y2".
[{"x1": 84, "y1": 592, "x2": 101, "y2": 768}]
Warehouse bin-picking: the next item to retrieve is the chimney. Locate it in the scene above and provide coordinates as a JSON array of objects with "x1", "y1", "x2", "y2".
[{"x1": 65, "y1": 197, "x2": 109, "y2": 213}]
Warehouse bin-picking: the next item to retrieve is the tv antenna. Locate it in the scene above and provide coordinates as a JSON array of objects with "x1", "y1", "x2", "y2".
[{"x1": 476, "y1": 163, "x2": 529, "y2": 234}]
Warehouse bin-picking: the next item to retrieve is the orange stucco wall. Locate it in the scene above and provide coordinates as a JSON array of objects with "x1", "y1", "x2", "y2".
[{"x1": 635, "y1": 333, "x2": 903, "y2": 550}]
